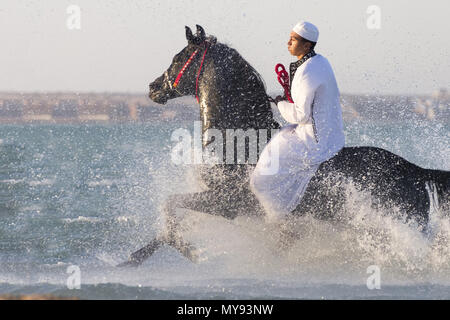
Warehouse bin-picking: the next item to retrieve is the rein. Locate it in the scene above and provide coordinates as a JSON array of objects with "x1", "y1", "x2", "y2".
[
  {"x1": 172, "y1": 49, "x2": 200, "y2": 88},
  {"x1": 275, "y1": 64, "x2": 293, "y2": 103},
  {"x1": 171, "y1": 41, "x2": 210, "y2": 104},
  {"x1": 274, "y1": 51, "x2": 316, "y2": 104}
]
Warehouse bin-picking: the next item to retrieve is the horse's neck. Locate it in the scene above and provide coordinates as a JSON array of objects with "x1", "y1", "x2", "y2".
[{"x1": 198, "y1": 80, "x2": 274, "y2": 130}]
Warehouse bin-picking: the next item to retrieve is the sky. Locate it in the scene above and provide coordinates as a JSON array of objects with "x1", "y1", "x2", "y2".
[{"x1": 0, "y1": 0, "x2": 448, "y2": 95}]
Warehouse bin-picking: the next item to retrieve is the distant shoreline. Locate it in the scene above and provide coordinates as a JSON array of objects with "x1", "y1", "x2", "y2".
[{"x1": 0, "y1": 91, "x2": 448, "y2": 123}]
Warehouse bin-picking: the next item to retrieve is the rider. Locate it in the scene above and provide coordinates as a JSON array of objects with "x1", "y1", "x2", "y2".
[{"x1": 250, "y1": 21, "x2": 345, "y2": 223}]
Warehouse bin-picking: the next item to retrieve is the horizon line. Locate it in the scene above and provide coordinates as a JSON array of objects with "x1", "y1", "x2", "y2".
[{"x1": 0, "y1": 90, "x2": 442, "y2": 98}]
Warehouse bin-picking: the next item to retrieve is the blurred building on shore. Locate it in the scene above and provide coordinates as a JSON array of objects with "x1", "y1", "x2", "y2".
[{"x1": 0, "y1": 90, "x2": 448, "y2": 124}]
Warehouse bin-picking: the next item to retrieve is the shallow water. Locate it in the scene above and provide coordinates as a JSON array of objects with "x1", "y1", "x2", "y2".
[{"x1": 0, "y1": 115, "x2": 449, "y2": 299}]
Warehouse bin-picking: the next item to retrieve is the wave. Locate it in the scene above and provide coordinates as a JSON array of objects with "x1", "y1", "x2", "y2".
[
  {"x1": 86, "y1": 179, "x2": 121, "y2": 187},
  {"x1": 28, "y1": 179, "x2": 55, "y2": 187},
  {"x1": 0, "y1": 178, "x2": 25, "y2": 184},
  {"x1": 160, "y1": 181, "x2": 450, "y2": 287},
  {"x1": 61, "y1": 216, "x2": 104, "y2": 224}
]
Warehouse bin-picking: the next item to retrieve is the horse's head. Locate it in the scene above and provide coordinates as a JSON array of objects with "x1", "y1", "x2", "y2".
[
  {"x1": 149, "y1": 25, "x2": 209, "y2": 104},
  {"x1": 149, "y1": 24, "x2": 279, "y2": 137}
]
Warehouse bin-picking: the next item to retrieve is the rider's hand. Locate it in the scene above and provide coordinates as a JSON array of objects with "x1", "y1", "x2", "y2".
[{"x1": 269, "y1": 95, "x2": 287, "y2": 104}]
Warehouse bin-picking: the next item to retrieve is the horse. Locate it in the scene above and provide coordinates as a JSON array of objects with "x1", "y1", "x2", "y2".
[{"x1": 118, "y1": 25, "x2": 449, "y2": 266}]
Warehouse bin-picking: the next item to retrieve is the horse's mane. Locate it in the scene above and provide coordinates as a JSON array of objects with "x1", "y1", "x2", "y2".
[
  {"x1": 200, "y1": 36, "x2": 278, "y2": 129},
  {"x1": 208, "y1": 38, "x2": 268, "y2": 101}
]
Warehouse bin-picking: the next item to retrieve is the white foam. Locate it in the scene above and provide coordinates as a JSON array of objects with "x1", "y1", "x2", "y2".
[
  {"x1": 138, "y1": 180, "x2": 450, "y2": 287},
  {"x1": 28, "y1": 178, "x2": 55, "y2": 186},
  {"x1": 87, "y1": 179, "x2": 120, "y2": 187},
  {"x1": 62, "y1": 216, "x2": 104, "y2": 223},
  {"x1": 0, "y1": 178, "x2": 24, "y2": 184}
]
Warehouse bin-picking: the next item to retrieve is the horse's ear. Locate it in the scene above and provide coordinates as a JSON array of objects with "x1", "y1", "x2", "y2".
[
  {"x1": 196, "y1": 24, "x2": 206, "y2": 42},
  {"x1": 185, "y1": 26, "x2": 194, "y2": 43}
]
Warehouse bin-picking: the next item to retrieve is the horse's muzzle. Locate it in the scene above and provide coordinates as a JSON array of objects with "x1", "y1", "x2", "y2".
[{"x1": 148, "y1": 80, "x2": 169, "y2": 104}]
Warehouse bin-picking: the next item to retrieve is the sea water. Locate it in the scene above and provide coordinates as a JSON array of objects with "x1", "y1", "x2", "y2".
[{"x1": 0, "y1": 114, "x2": 449, "y2": 299}]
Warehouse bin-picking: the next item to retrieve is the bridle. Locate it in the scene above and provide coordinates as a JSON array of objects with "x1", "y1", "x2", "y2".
[{"x1": 164, "y1": 41, "x2": 210, "y2": 103}]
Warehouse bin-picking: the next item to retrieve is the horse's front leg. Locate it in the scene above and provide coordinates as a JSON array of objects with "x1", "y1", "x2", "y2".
[
  {"x1": 160, "y1": 188, "x2": 252, "y2": 260},
  {"x1": 160, "y1": 194, "x2": 200, "y2": 262},
  {"x1": 117, "y1": 193, "x2": 198, "y2": 267},
  {"x1": 118, "y1": 189, "x2": 258, "y2": 267}
]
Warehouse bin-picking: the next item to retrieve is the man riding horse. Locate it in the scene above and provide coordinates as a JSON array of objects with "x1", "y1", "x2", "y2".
[
  {"x1": 251, "y1": 21, "x2": 346, "y2": 223},
  {"x1": 119, "y1": 23, "x2": 449, "y2": 267}
]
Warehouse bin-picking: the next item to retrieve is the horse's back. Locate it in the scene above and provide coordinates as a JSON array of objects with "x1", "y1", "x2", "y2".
[
  {"x1": 324, "y1": 146, "x2": 425, "y2": 178},
  {"x1": 296, "y1": 146, "x2": 431, "y2": 225}
]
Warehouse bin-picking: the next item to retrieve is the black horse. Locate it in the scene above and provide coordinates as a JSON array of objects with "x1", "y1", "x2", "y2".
[{"x1": 119, "y1": 25, "x2": 449, "y2": 266}]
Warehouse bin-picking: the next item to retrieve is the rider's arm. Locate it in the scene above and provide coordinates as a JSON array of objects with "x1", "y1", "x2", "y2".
[{"x1": 276, "y1": 72, "x2": 320, "y2": 124}]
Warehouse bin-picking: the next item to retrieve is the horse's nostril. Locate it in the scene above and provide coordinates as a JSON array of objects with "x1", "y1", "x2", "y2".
[{"x1": 149, "y1": 83, "x2": 159, "y2": 95}]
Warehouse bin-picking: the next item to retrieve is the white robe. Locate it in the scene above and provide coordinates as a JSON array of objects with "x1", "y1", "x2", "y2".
[{"x1": 250, "y1": 54, "x2": 345, "y2": 221}]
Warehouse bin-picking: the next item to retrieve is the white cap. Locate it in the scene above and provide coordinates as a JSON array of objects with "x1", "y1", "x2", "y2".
[{"x1": 292, "y1": 21, "x2": 319, "y2": 42}]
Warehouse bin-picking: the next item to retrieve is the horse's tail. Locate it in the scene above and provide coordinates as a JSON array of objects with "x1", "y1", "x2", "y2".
[{"x1": 425, "y1": 169, "x2": 450, "y2": 212}]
